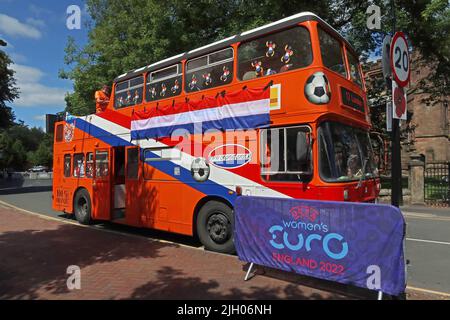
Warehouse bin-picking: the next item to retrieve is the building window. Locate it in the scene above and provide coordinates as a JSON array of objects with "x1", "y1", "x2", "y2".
[
  {"x1": 146, "y1": 64, "x2": 182, "y2": 102},
  {"x1": 318, "y1": 27, "x2": 347, "y2": 77},
  {"x1": 185, "y1": 48, "x2": 234, "y2": 92},
  {"x1": 64, "y1": 154, "x2": 71, "y2": 177},
  {"x1": 114, "y1": 76, "x2": 144, "y2": 109},
  {"x1": 426, "y1": 149, "x2": 435, "y2": 162},
  {"x1": 238, "y1": 26, "x2": 312, "y2": 81}
]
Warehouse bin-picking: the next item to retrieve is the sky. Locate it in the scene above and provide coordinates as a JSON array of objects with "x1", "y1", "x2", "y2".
[{"x1": 0, "y1": 0, "x2": 89, "y2": 129}]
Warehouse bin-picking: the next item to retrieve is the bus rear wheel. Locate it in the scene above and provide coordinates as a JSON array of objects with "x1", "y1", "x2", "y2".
[
  {"x1": 196, "y1": 201, "x2": 235, "y2": 254},
  {"x1": 74, "y1": 189, "x2": 92, "y2": 225}
]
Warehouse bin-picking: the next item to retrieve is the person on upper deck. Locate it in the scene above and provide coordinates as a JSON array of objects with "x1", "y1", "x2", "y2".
[{"x1": 95, "y1": 85, "x2": 110, "y2": 113}]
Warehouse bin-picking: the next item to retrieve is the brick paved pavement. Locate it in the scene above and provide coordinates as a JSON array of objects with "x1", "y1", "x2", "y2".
[{"x1": 0, "y1": 203, "x2": 445, "y2": 300}]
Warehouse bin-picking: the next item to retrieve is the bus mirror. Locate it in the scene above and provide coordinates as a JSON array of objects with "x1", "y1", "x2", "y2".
[{"x1": 296, "y1": 131, "x2": 310, "y2": 165}]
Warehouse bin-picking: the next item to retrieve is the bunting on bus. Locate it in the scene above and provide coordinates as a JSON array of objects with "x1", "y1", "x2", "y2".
[{"x1": 131, "y1": 86, "x2": 271, "y2": 140}]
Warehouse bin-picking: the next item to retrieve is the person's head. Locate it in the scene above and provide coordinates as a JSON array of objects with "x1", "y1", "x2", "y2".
[{"x1": 102, "y1": 85, "x2": 110, "y2": 94}]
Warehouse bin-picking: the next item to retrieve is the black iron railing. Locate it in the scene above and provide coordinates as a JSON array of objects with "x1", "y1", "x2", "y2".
[{"x1": 424, "y1": 161, "x2": 450, "y2": 207}]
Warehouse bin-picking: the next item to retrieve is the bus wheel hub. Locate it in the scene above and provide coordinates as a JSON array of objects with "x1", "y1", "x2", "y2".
[{"x1": 207, "y1": 214, "x2": 229, "y2": 243}]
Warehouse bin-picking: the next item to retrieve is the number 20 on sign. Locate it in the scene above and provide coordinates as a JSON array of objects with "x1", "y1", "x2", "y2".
[
  {"x1": 390, "y1": 32, "x2": 410, "y2": 88},
  {"x1": 390, "y1": 32, "x2": 410, "y2": 120}
]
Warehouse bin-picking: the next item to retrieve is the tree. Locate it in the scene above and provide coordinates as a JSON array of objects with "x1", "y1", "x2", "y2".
[
  {"x1": 8, "y1": 122, "x2": 46, "y2": 153},
  {"x1": 28, "y1": 135, "x2": 53, "y2": 168},
  {"x1": 60, "y1": 0, "x2": 381, "y2": 115},
  {"x1": 0, "y1": 40, "x2": 18, "y2": 129}
]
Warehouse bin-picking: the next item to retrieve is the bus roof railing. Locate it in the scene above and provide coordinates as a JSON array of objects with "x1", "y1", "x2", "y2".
[{"x1": 114, "y1": 12, "x2": 356, "y2": 83}]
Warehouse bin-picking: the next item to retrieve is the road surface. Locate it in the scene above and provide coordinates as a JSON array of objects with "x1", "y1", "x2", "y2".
[{"x1": 1, "y1": 178, "x2": 449, "y2": 296}]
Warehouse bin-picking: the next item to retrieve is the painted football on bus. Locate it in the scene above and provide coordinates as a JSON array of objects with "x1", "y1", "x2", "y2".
[
  {"x1": 304, "y1": 72, "x2": 331, "y2": 104},
  {"x1": 191, "y1": 157, "x2": 210, "y2": 182}
]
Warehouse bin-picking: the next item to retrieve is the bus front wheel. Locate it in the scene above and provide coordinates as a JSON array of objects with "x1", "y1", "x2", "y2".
[
  {"x1": 74, "y1": 189, "x2": 92, "y2": 225},
  {"x1": 196, "y1": 201, "x2": 235, "y2": 254}
]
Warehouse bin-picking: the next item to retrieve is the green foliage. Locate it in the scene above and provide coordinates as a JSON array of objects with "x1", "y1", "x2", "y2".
[
  {"x1": 0, "y1": 42, "x2": 18, "y2": 129},
  {"x1": 0, "y1": 124, "x2": 52, "y2": 171},
  {"x1": 60, "y1": 0, "x2": 380, "y2": 115},
  {"x1": 27, "y1": 134, "x2": 53, "y2": 168}
]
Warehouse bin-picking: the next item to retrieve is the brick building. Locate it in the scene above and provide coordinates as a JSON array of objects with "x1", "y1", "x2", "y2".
[{"x1": 364, "y1": 53, "x2": 449, "y2": 170}]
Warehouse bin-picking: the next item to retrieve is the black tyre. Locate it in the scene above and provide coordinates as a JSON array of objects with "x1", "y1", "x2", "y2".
[
  {"x1": 73, "y1": 189, "x2": 92, "y2": 225},
  {"x1": 196, "y1": 200, "x2": 235, "y2": 254}
]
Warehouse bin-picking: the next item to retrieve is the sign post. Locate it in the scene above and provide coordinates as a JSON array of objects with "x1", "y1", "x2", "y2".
[{"x1": 389, "y1": 29, "x2": 410, "y2": 208}]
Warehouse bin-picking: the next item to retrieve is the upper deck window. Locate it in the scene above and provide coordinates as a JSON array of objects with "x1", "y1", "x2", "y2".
[
  {"x1": 238, "y1": 26, "x2": 312, "y2": 81},
  {"x1": 114, "y1": 76, "x2": 144, "y2": 109},
  {"x1": 347, "y1": 52, "x2": 362, "y2": 87},
  {"x1": 318, "y1": 27, "x2": 347, "y2": 77},
  {"x1": 185, "y1": 48, "x2": 234, "y2": 92},
  {"x1": 146, "y1": 64, "x2": 182, "y2": 102}
]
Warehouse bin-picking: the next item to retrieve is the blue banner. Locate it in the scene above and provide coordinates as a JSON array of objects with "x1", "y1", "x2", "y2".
[{"x1": 234, "y1": 197, "x2": 406, "y2": 296}]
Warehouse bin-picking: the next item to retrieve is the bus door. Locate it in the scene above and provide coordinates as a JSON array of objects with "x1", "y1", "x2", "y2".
[
  {"x1": 125, "y1": 146, "x2": 141, "y2": 226},
  {"x1": 112, "y1": 146, "x2": 126, "y2": 220},
  {"x1": 93, "y1": 149, "x2": 111, "y2": 220}
]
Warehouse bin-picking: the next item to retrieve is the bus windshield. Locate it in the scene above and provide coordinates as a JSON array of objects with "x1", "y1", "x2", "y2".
[{"x1": 318, "y1": 122, "x2": 379, "y2": 182}]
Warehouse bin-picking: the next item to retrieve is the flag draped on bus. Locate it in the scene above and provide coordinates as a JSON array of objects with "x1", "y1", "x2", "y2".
[{"x1": 131, "y1": 86, "x2": 270, "y2": 140}]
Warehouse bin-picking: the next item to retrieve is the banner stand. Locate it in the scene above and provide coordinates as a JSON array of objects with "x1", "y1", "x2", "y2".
[
  {"x1": 243, "y1": 262, "x2": 386, "y2": 300},
  {"x1": 235, "y1": 197, "x2": 407, "y2": 299},
  {"x1": 244, "y1": 263, "x2": 255, "y2": 281}
]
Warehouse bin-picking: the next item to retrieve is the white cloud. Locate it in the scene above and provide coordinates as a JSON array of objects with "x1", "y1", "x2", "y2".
[
  {"x1": 26, "y1": 18, "x2": 46, "y2": 29},
  {"x1": 34, "y1": 115, "x2": 46, "y2": 121},
  {"x1": 11, "y1": 64, "x2": 70, "y2": 108},
  {"x1": 0, "y1": 14, "x2": 42, "y2": 39},
  {"x1": 9, "y1": 52, "x2": 27, "y2": 63}
]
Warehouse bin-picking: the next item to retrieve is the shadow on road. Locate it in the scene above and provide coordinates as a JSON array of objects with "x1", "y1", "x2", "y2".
[
  {"x1": 0, "y1": 185, "x2": 52, "y2": 195},
  {"x1": 0, "y1": 222, "x2": 175, "y2": 299}
]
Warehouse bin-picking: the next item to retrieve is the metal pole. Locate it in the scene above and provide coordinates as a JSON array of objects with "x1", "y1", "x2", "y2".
[
  {"x1": 244, "y1": 263, "x2": 254, "y2": 281},
  {"x1": 378, "y1": 291, "x2": 383, "y2": 300},
  {"x1": 391, "y1": 0, "x2": 403, "y2": 207}
]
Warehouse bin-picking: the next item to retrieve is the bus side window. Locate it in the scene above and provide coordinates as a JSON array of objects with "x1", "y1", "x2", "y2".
[
  {"x1": 95, "y1": 151, "x2": 109, "y2": 178},
  {"x1": 86, "y1": 152, "x2": 94, "y2": 178},
  {"x1": 143, "y1": 148, "x2": 181, "y2": 180},
  {"x1": 185, "y1": 48, "x2": 234, "y2": 92},
  {"x1": 238, "y1": 26, "x2": 312, "y2": 80},
  {"x1": 260, "y1": 126, "x2": 311, "y2": 182},
  {"x1": 73, "y1": 153, "x2": 85, "y2": 178},
  {"x1": 114, "y1": 76, "x2": 144, "y2": 109},
  {"x1": 146, "y1": 64, "x2": 182, "y2": 102},
  {"x1": 347, "y1": 52, "x2": 363, "y2": 87},
  {"x1": 55, "y1": 124, "x2": 63, "y2": 142},
  {"x1": 318, "y1": 27, "x2": 347, "y2": 77},
  {"x1": 64, "y1": 154, "x2": 71, "y2": 177}
]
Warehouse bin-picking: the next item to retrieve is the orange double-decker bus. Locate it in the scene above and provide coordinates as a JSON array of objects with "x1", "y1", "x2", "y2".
[{"x1": 52, "y1": 12, "x2": 380, "y2": 253}]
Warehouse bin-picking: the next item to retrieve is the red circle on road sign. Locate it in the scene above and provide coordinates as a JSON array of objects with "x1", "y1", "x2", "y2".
[
  {"x1": 390, "y1": 32, "x2": 410, "y2": 87},
  {"x1": 394, "y1": 85, "x2": 406, "y2": 117}
]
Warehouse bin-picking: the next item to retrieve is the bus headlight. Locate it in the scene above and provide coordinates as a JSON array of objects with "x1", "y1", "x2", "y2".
[{"x1": 304, "y1": 72, "x2": 331, "y2": 104}]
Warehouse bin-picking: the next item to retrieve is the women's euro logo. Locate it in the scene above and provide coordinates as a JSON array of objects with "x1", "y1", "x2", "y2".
[{"x1": 269, "y1": 206, "x2": 349, "y2": 260}]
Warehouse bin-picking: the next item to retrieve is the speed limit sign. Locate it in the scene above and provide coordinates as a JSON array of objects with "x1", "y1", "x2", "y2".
[{"x1": 390, "y1": 32, "x2": 410, "y2": 87}]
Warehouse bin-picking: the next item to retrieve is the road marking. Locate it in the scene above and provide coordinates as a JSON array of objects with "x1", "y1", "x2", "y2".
[
  {"x1": 406, "y1": 286, "x2": 450, "y2": 298},
  {"x1": 403, "y1": 212, "x2": 450, "y2": 222},
  {"x1": 406, "y1": 237, "x2": 450, "y2": 246}
]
